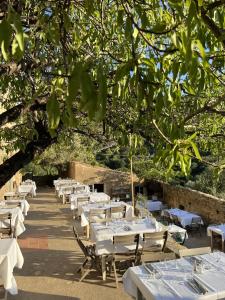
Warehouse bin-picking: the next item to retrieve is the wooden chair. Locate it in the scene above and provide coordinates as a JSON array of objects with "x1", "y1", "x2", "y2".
[
  {"x1": 4, "y1": 201, "x2": 21, "y2": 209},
  {"x1": 73, "y1": 226, "x2": 101, "y2": 282},
  {"x1": 186, "y1": 216, "x2": 202, "y2": 236},
  {"x1": 170, "y1": 214, "x2": 182, "y2": 227},
  {"x1": 140, "y1": 252, "x2": 176, "y2": 263},
  {"x1": 137, "y1": 231, "x2": 168, "y2": 263},
  {"x1": 110, "y1": 205, "x2": 126, "y2": 219},
  {"x1": 111, "y1": 234, "x2": 139, "y2": 287},
  {"x1": 89, "y1": 208, "x2": 108, "y2": 223},
  {"x1": 74, "y1": 197, "x2": 90, "y2": 219},
  {"x1": 0, "y1": 213, "x2": 13, "y2": 238},
  {"x1": 162, "y1": 210, "x2": 172, "y2": 225},
  {"x1": 178, "y1": 247, "x2": 211, "y2": 258}
]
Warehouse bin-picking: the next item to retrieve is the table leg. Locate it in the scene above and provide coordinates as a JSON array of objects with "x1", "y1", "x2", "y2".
[
  {"x1": 222, "y1": 237, "x2": 224, "y2": 252},
  {"x1": 102, "y1": 255, "x2": 106, "y2": 281},
  {"x1": 210, "y1": 234, "x2": 213, "y2": 251}
]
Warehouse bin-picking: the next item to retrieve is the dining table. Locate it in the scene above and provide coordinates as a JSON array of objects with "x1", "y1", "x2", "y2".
[
  {"x1": 0, "y1": 238, "x2": 24, "y2": 295},
  {"x1": 0, "y1": 207, "x2": 25, "y2": 237},
  {"x1": 18, "y1": 183, "x2": 36, "y2": 197},
  {"x1": 91, "y1": 217, "x2": 162, "y2": 280},
  {"x1": 163, "y1": 208, "x2": 204, "y2": 228},
  {"x1": 2, "y1": 199, "x2": 30, "y2": 216},
  {"x1": 81, "y1": 201, "x2": 134, "y2": 227},
  {"x1": 123, "y1": 251, "x2": 225, "y2": 299},
  {"x1": 70, "y1": 192, "x2": 110, "y2": 211},
  {"x1": 207, "y1": 224, "x2": 225, "y2": 252}
]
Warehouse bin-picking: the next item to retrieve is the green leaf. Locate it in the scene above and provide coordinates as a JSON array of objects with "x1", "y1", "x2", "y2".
[
  {"x1": 68, "y1": 64, "x2": 81, "y2": 103},
  {"x1": 0, "y1": 20, "x2": 13, "y2": 61},
  {"x1": 190, "y1": 141, "x2": 202, "y2": 161},
  {"x1": 46, "y1": 95, "x2": 61, "y2": 130},
  {"x1": 8, "y1": 8, "x2": 24, "y2": 52}
]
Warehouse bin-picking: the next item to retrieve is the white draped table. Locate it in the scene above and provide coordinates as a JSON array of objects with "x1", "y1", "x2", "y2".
[
  {"x1": 0, "y1": 239, "x2": 24, "y2": 295},
  {"x1": 0, "y1": 207, "x2": 25, "y2": 237},
  {"x1": 91, "y1": 217, "x2": 162, "y2": 281},
  {"x1": 80, "y1": 201, "x2": 134, "y2": 227},
  {"x1": 18, "y1": 184, "x2": 36, "y2": 197},
  {"x1": 91, "y1": 218, "x2": 161, "y2": 256},
  {"x1": 2, "y1": 200, "x2": 30, "y2": 216},
  {"x1": 207, "y1": 224, "x2": 225, "y2": 251},
  {"x1": 163, "y1": 208, "x2": 204, "y2": 228},
  {"x1": 70, "y1": 192, "x2": 110, "y2": 211},
  {"x1": 123, "y1": 252, "x2": 225, "y2": 300}
]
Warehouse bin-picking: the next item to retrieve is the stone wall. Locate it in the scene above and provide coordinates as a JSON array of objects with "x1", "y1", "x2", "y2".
[
  {"x1": 68, "y1": 161, "x2": 140, "y2": 197},
  {"x1": 161, "y1": 182, "x2": 225, "y2": 224},
  {"x1": 0, "y1": 171, "x2": 22, "y2": 199},
  {"x1": 0, "y1": 149, "x2": 22, "y2": 199}
]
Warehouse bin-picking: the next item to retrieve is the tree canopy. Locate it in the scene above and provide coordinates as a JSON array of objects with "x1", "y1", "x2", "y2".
[{"x1": 1, "y1": 0, "x2": 225, "y2": 188}]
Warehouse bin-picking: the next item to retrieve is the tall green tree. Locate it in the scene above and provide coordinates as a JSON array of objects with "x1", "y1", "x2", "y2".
[{"x1": 1, "y1": 0, "x2": 225, "y2": 188}]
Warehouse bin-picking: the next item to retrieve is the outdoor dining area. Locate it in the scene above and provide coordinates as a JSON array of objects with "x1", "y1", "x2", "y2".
[
  {"x1": 0, "y1": 179, "x2": 33, "y2": 299},
  {"x1": 53, "y1": 177, "x2": 225, "y2": 300}
]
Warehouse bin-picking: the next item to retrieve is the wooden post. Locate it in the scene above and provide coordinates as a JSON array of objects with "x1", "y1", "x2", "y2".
[{"x1": 130, "y1": 155, "x2": 135, "y2": 208}]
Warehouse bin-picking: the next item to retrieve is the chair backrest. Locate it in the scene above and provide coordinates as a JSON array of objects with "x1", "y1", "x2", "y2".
[
  {"x1": 89, "y1": 208, "x2": 108, "y2": 223},
  {"x1": 142, "y1": 230, "x2": 168, "y2": 252},
  {"x1": 191, "y1": 216, "x2": 202, "y2": 225},
  {"x1": 113, "y1": 234, "x2": 139, "y2": 254},
  {"x1": 0, "y1": 213, "x2": 12, "y2": 235},
  {"x1": 142, "y1": 251, "x2": 176, "y2": 262},
  {"x1": 5, "y1": 201, "x2": 21, "y2": 208},
  {"x1": 178, "y1": 247, "x2": 211, "y2": 257},
  {"x1": 77, "y1": 197, "x2": 90, "y2": 207},
  {"x1": 110, "y1": 205, "x2": 126, "y2": 219}
]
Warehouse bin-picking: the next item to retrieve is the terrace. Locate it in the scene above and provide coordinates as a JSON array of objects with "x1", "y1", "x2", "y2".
[{"x1": 5, "y1": 181, "x2": 220, "y2": 300}]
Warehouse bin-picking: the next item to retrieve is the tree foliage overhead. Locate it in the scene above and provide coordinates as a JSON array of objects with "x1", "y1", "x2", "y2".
[{"x1": 1, "y1": 0, "x2": 225, "y2": 187}]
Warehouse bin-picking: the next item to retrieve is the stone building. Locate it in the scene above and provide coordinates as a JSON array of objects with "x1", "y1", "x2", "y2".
[{"x1": 68, "y1": 161, "x2": 141, "y2": 200}]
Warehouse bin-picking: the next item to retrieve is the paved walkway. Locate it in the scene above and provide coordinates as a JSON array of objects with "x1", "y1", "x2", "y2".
[{"x1": 9, "y1": 188, "x2": 130, "y2": 300}]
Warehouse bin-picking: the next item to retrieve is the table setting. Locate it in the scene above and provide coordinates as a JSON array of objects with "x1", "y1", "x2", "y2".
[
  {"x1": 91, "y1": 217, "x2": 162, "y2": 256},
  {"x1": 70, "y1": 192, "x2": 110, "y2": 211},
  {"x1": 80, "y1": 201, "x2": 134, "y2": 227},
  {"x1": 123, "y1": 252, "x2": 225, "y2": 299}
]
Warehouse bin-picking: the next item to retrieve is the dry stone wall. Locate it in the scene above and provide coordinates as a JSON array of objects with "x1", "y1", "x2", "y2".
[{"x1": 162, "y1": 182, "x2": 225, "y2": 224}]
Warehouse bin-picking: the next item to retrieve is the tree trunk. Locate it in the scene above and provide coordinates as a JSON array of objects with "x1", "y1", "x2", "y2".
[{"x1": 0, "y1": 122, "x2": 56, "y2": 189}]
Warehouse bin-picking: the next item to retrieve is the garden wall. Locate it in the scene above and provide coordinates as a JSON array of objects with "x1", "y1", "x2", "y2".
[{"x1": 161, "y1": 182, "x2": 225, "y2": 224}]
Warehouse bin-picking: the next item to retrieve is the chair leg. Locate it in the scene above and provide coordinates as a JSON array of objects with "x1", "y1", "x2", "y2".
[
  {"x1": 112, "y1": 260, "x2": 118, "y2": 288},
  {"x1": 79, "y1": 267, "x2": 91, "y2": 282},
  {"x1": 77, "y1": 259, "x2": 88, "y2": 273}
]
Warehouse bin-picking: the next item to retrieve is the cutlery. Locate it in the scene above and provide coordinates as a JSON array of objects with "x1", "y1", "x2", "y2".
[{"x1": 187, "y1": 278, "x2": 207, "y2": 294}]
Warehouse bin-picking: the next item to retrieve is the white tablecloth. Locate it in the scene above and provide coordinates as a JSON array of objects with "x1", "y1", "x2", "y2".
[
  {"x1": 0, "y1": 239, "x2": 24, "y2": 295},
  {"x1": 168, "y1": 224, "x2": 188, "y2": 243},
  {"x1": 0, "y1": 207, "x2": 25, "y2": 236},
  {"x1": 18, "y1": 184, "x2": 36, "y2": 197},
  {"x1": 164, "y1": 208, "x2": 204, "y2": 228},
  {"x1": 91, "y1": 218, "x2": 162, "y2": 255},
  {"x1": 123, "y1": 252, "x2": 225, "y2": 299},
  {"x1": 207, "y1": 224, "x2": 225, "y2": 241},
  {"x1": 146, "y1": 201, "x2": 163, "y2": 212},
  {"x1": 70, "y1": 192, "x2": 110, "y2": 210},
  {"x1": 2, "y1": 200, "x2": 30, "y2": 216},
  {"x1": 54, "y1": 179, "x2": 78, "y2": 186},
  {"x1": 80, "y1": 201, "x2": 134, "y2": 227}
]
